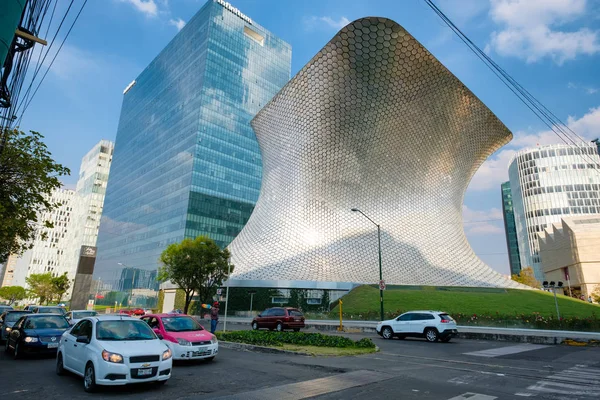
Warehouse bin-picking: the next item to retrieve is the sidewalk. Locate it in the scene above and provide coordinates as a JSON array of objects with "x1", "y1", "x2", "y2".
[{"x1": 218, "y1": 316, "x2": 600, "y2": 345}]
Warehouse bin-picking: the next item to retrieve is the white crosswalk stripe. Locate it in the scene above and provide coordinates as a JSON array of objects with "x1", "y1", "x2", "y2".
[
  {"x1": 522, "y1": 365, "x2": 600, "y2": 398},
  {"x1": 447, "y1": 393, "x2": 497, "y2": 400},
  {"x1": 463, "y1": 344, "x2": 549, "y2": 358}
]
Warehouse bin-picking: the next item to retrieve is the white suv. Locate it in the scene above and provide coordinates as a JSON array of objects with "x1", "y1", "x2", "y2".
[
  {"x1": 56, "y1": 315, "x2": 172, "y2": 392},
  {"x1": 376, "y1": 311, "x2": 458, "y2": 342}
]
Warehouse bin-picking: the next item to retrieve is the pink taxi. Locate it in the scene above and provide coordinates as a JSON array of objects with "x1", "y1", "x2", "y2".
[{"x1": 141, "y1": 313, "x2": 218, "y2": 361}]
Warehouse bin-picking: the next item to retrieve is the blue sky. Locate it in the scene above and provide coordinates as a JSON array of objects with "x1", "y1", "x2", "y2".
[{"x1": 18, "y1": 0, "x2": 600, "y2": 275}]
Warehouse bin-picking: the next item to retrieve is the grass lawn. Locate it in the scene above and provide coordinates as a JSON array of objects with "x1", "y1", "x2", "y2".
[
  {"x1": 280, "y1": 344, "x2": 377, "y2": 356},
  {"x1": 332, "y1": 285, "x2": 600, "y2": 319}
]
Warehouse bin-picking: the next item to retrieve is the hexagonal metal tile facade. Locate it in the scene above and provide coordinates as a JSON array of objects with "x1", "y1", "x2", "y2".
[{"x1": 227, "y1": 17, "x2": 521, "y2": 288}]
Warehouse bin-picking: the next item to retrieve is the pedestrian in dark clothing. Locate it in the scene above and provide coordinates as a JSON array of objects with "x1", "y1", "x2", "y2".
[{"x1": 210, "y1": 301, "x2": 219, "y2": 333}]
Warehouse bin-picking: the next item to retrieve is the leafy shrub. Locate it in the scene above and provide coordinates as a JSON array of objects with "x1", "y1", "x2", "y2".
[{"x1": 216, "y1": 330, "x2": 375, "y2": 349}]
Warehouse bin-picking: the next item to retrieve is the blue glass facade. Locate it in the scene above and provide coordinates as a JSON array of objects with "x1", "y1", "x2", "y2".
[
  {"x1": 93, "y1": 0, "x2": 291, "y2": 306},
  {"x1": 501, "y1": 181, "x2": 521, "y2": 275}
]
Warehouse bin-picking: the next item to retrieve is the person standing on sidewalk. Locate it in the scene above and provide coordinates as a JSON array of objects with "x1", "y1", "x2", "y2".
[{"x1": 210, "y1": 301, "x2": 220, "y2": 333}]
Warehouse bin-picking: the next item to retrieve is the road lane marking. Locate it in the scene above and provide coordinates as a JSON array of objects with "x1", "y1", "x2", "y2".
[
  {"x1": 521, "y1": 365, "x2": 600, "y2": 398},
  {"x1": 463, "y1": 344, "x2": 549, "y2": 358},
  {"x1": 447, "y1": 393, "x2": 497, "y2": 400},
  {"x1": 211, "y1": 370, "x2": 394, "y2": 400}
]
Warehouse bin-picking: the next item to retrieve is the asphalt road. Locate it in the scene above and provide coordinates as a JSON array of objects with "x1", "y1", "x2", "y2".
[{"x1": 1, "y1": 326, "x2": 599, "y2": 399}]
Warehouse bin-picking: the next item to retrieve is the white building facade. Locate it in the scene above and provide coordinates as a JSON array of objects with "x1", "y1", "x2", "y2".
[{"x1": 508, "y1": 143, "x2": 600, "y2": 280}]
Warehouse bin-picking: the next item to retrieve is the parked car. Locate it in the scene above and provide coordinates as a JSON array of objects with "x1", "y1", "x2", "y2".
[
  {"x1": 251, "y1": 307, "x2": 305, "y2": 332},
  {"x1": 141, "y1": 313, "x2": 218, "y2": 361},
  {"x1": 32, "y1": 306, "x2": 67, "y2": 316},
  {"x1": 118, "y1": 308, "x2": 145, "y2": 316},
  {"x1": 65, "y1": 310, "x2": 99, "y2": 325},
  {"x1": 0, "y1": 305, "x2": 13, "y2": 314},
  {"x1": 4, "y1": 314, "x2": 71, "y2": 358},
  {"x1": 23, "y1": 305, "x2": 41, "y2": 311},
  {"x1": 0, "y1": 310, "x2": 31, "y2": 342},
  {"x1": 376, "y1": 311, "x2": 458, "y2": 342},
  {"x1": 56, "y1": 315, "x2": 172, "y2": 392}
]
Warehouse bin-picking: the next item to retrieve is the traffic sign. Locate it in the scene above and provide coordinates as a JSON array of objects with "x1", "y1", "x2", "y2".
[
  {"x1": 379, "y1": 280, "x2": 386, "y2": 291},
  {"x1": 217, "y1": 289, "x2": 222, "y2": 295}
]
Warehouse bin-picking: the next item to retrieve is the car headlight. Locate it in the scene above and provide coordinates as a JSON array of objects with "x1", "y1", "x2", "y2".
[
  {"x1": 176, "y1": 338, "x2": 191, "y2": 346},
  {"x1": 5, "y1": 327, "x2": 11, "y2": 331},
  {"x1": 162, "y1": 349, "x2": 172, "y2": 360},
  {"x1": 102, "y1": 350, "x2": 124, "y2": 363},
  {"x1": 24, "y1": 336, "x2": 39, "y2": 343},
  {"x1": 211, "y1": 335, "x2": 218, "y2": 344}
]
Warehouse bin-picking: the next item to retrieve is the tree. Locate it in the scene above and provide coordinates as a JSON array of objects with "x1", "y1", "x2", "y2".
[
  {"x1": 158, "y1": 236, "x2": 233, "y2": 314},
  {"x1": 26, "y1": 272, "x2": 54, "y2": 304},
  {"x1": 0, "y1": 286, "x2": 26, "y2": 305},
  {"x1": 591, "y1": 285, "x2": 600, "y2": 303},
  {"x1": 51, "y1": 273, "x2": 71, "y2": 303},
  {"x1": 511, "y1": 267, "x2": 540, "y2": 289},
  {"x1": 0, "y1": 128, "x2": 70, "y2": 263}
]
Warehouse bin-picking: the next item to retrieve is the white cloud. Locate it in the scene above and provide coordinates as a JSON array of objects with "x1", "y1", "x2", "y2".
[
  {"x1": 117, "y1": 0, "x2": 158, "y2": 17},
  {"x1": 469, "y1": 106, "x2": 600, "y2": 191},
  {"x1": 487, "y1": 0, "x2": 600, "y2": 64},
  {"x1": 462, "y1": 205, "x2": 504, "y2": 234},
  {"x1": 304, "y1": 16, "x2": 350, "y2": 31},
  {"x1": 169, "y1": 18, "x2": 186, "y2": 31}
]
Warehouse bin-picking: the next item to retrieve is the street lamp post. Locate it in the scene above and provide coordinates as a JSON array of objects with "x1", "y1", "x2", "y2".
[
  {"x1": 351, "y1": 208, "x2": 384, "y2": 322},
  {"x1": 223, "y1": 260, "x2": 231, "y2": 333}
]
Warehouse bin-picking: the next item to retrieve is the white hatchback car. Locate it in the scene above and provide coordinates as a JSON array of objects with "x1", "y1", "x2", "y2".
[
  {"x1": 56, "y1": 315, "x2": 172, "y2": 392},
  {"x1": 376, "y1": 311, "x2": 458, "y2": 342}
]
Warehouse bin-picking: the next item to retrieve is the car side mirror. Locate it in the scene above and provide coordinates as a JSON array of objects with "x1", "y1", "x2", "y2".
[
  {"x1": 257, "y1": 314, "x2": 262, "y2": 318},
  {"x1": 396, "y1": 317, "x2": 401, "y2": 321},
  {"x1": 156, "y1": 333, "x2": 163, "y2": 340},
  {"x1": 76, "y1": 336, "x2": 90, "y2": 344}
]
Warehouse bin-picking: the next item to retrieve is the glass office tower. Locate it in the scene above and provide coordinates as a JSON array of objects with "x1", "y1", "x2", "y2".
[
  {"x1": 501, "y1": 181, "x2": 521, "y2": 275},
  {"x1": 92, "y1": 0, "x2": 291, "y2": 306}
]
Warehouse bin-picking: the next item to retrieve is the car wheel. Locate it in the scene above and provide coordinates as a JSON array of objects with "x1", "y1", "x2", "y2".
[
  {"x1": 13, "y1": 342, "x2": 20, "y2": 359},
  {"x1": 84, "y1": 362, "x2": 97, "y2": 393},
  {"x1": 252, "y1": 322, "x2": 258, "y2": 330},
  {"x1": 293, "y1": 328, "x2": 300, "y2": 332},
  {"x1": 205, "y1": 356, "x2": 215, "y2": 361},
  {"x1": 56, "y1": 353, "x2": 65, "y2": 376},
  {"x1": 425, "y1": 328, "x2": 439, "y2": 342},
  {"x1": 276, "y1": 322, "x2": 283, "y2": 332},
  {"x1": 441, "y1": 337, "x2": 452, "y2": 343},
  {"x1": 381, "y1": 326, "x2": 394, "y2": 340}
]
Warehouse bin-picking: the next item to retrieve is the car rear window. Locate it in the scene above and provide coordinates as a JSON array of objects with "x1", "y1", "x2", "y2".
[
  {"x1": 289, "y1": 310, "x2": 303, "y2": 317},
  {"x1": 24, "y1": 316, "x2": 69, "y2": 329},
  {"x1": 73, "y1": 311, "x2": 98, "y2": 319},
  {"x1": 439, "y1": 314, "x2": 454, "y2": 322},
  {"x1": 5, "y1": 311, "x2": 29, "y2": 322},
  {"x1": 37, "y1": 307, "x2": 65, "y2": 315}
]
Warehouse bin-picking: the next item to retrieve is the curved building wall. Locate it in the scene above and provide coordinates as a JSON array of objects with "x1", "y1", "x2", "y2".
[
  {"x1": 226, "y1": 17, "x2": 522, "y2": 289},
  {"x1": 508, "y1": 143, "x2": 600, "y2": 280}
]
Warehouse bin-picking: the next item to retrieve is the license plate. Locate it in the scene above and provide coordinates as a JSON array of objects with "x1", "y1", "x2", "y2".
[
  {"x1": 47, "y1": 343, "x2": 59, "y2": 348},
  {"x1": 138, "y1": 368, "x2": 152, "y2": 376}
]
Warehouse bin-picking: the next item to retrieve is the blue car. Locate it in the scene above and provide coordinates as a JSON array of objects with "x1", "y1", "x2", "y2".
[
  {"x1": 5, "y1": 314, "x2": 70, "y2": 359},
  {"x1": 0, "y1": 310, "x2": 31, "y2": 342}
]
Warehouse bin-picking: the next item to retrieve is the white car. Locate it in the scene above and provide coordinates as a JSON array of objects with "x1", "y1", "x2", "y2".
[
  {"x1": 376, "y1": 311, "x2": 458, "y2": 342},
  {"x1": 65, "y1": 310, "x2": 99, "y2": 325},
  {"x1": 56, "y1": 315, "x2": 172, "y2": 392}
]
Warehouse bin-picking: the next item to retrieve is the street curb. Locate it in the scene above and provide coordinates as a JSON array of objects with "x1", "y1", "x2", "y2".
[
  {"x1": 219, "y1": 341, "x2": 310, "y2": 356},
  {"x1": 219, "y1": 320, "x2": 600, "y2": 346}
]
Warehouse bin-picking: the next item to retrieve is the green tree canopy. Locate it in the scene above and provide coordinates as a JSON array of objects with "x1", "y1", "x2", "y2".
[
  {"x1": 0, "y1": 285, "x2": 26, "y2": 305},
  {"x1": 26, "y1": 272, "x2": 55, "y2": 304},
  {"x1": 511, "y1": 267, "x2": 540, "y2": 289},
  {"x1": 51, "y1": 273, "x2": 71, "y2": 303},
  {"x1": 158, "y1": 236, "x2": 233, "y2": 314},
  {"x1": 0, "y1": 128, "x2": 70, "y2": 263}
]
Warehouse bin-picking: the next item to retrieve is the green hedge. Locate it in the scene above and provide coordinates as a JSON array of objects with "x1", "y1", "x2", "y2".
[{"x1": 216, "y1": 330, "x2": 375, "y2": 349}]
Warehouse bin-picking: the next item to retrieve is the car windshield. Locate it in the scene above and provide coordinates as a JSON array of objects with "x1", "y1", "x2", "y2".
[
  {"x1": 4, "y1": 312, "x2": 29, "y2": 322},
  {"x1": 96, "y1": 320, "x2": 157, "y2": 341},
  {"x1": 162, "y1": 316, "x2": 203, "y2": 332},
  {"x1": 73, "y1": 311, "x2": 98, "y2": 319},
  {"x1": 37, "y1": 307, "x2": 65, "y2": 315},
  {"x1": 24, "y1": 316, "x2": 69, "y2": 329}
]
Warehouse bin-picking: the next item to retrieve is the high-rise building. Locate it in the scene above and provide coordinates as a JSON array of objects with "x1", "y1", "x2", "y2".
[
  {"x1": 8, "y1": 189, "x2": 76, "y2": 289},
  {"x1": 93, "y1": 0, "x2": 291, "y2": 305},
  {"x1": 501, "y1": 181, "x2": 521, "y2": 275},
  {"x1": 508, "y1": 143, "x2": 600, "y2": 280},
  {"x1": 65, "y1": 140, "x2": 113, "y2": 304}
]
